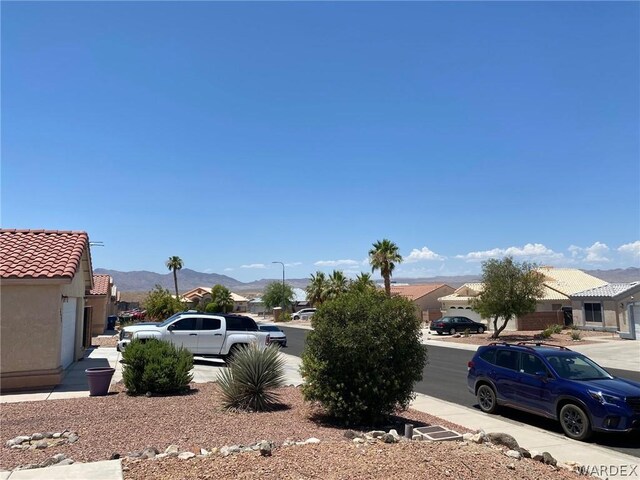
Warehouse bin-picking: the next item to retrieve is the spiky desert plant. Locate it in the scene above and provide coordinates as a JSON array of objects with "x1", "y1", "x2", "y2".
[{"x1": 218, "y1": 344, "x2": 286, "y2": 411}]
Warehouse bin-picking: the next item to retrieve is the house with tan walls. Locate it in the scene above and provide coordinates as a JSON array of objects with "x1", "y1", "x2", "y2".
[
  {"x1": 86, "y1": 274, "x2": 118, "y2": 336},
  {"x1": 571, "y1": 282, "x2": 640, "y2": 340},
  {"x1": 438, "y1": 267, "x2": 609, "y2": 331},
  {"x1": 0, "y1": 229, "x2": 94, "y2": 391},
  {"x1": 181, "y1": 286, "x2": 249, "y2": 312},
  {"x1": 390, "y1": 284, "x2": 455, "y2": 322}
]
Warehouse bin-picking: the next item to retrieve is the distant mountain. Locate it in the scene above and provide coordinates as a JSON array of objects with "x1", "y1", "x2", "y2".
[{"x1": 96, "y1": 266, "x2": 639, "y2": 295}]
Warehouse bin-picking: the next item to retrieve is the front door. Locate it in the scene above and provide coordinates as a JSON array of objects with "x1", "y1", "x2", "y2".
[{"x1": 167, "y1": 317, "x2": 199, "y2": 352}]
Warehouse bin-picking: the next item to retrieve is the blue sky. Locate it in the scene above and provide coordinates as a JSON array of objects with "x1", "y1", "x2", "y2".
[{"x1": 2, "y1": 2, "x2": 639, "y2": 283}]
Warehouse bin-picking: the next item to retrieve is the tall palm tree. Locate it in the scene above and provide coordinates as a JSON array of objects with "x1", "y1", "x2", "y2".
[
  {"x1": 368, "y1": 239, "x2": 403, "y2": 297},
  {"x1": 327, "y1": 270, "x2": 349, "y2": 299},
  {"x1": 165, "y1": 256, "x2": 184, "y2": 300},
  {"x1": 306, "y1": 271, "x2": 328, "y2": 307},
  {"x1": 215, "y1": 288, "x2": 234, "y2": 313}
]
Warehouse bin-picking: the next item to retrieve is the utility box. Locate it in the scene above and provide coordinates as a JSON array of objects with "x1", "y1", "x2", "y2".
[{"x1": 273, "y1": 307, "x2": 283, "y2": 322}]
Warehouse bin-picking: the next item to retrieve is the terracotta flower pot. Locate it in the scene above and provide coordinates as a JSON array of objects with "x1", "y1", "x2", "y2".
[{"x1": 85, "y1": 367, "x2": 115, "y2": 396}]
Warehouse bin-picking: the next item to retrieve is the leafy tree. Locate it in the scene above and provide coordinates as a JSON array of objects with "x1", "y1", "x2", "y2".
[
  {"x1": 262, "y1": 281, "x2": 295, "y2": 311},
  {"x1": 306, "y1": 271, "x2": 329, "y2": 307},
  {"x1": 472, "y1": 257, "x2": 545, "y2": 339},
  {"x1": 143, "y1": 285, "x2": 184, "y2": 320},
  {"x1": 369, "y1": 239, "x2": 403, "y2": 296},
  {"x1": 326, "y1": 270, "x2": 349, "y2": 300},
  {"x1": 207, "y1": 284, "x2": 234, "y2": 313},
  {"x1": 350, "y1": 272, "x2": 376, "y2": 293},
  {"x1": 165, "y1": 256, "x2": 184, "y2": 300},
  {"x1": 301, "y1": 288, "x2": 427, "y2": 425}
]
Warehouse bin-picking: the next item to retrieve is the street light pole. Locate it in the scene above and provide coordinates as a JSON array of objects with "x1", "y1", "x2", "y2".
[{"x1": 272, "y1": 261, "x2": 285, "y2": 311}]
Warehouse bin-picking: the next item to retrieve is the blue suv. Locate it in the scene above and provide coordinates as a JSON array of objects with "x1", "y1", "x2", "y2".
[{"x1": 467, "y1": 342, "x2": 640, "y2": 441}]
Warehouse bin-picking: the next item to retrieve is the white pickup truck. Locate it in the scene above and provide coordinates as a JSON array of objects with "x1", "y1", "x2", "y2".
[{"x1": 116, "y1": 311, "x2": 271, "y2": 358}]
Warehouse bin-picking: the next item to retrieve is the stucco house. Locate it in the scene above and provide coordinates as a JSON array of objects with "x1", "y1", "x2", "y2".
[
  {"x1": 390, "y1": 284, "x2": 455, "y2": 321},
  {"x1": 86, "y1": 274, "x2": 118, "y2": 336},
  {"x1": 571, "y1": 282, "x2": 640, "y2": 340},
  {"x1": 438, "y1": 267, "x2": 608, "y2": 331},
  {"x1": 181, "y1": 286, "x2": 249, "y2": 312},
  {"x1": 0, "y1": 229, "x2": 94, "y2": 391}
]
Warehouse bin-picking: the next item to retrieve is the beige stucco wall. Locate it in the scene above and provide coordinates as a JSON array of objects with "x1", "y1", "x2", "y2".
[
  {"x1": 87, "y1": 295, "x2": 108, "y2": 336},
  {"x1": 413, "y1": 286, "x2": 455, "y2": 312},
  {"x1": 571, "y1": 299, "x2": 624, "y2": 331}
]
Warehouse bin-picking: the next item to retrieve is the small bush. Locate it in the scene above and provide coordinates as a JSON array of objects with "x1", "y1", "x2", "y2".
[
  {"x1": 463, "y1": 328, "x2": 471, "y2": 337},
  {"x1": 550, "y1": 324, "x2": 563, "y2": 334},
  {"x1": 301, "y1": 289, "x2": 427, "y2": 425},
  {"x1": 541, "y1": 328, "x2": 554, "y2": 339},
  {"x1": 218, "y1": 344, "x2": 285, "y2": 411},
  {"x1": 571, "y1": 330, "x2": 582, "y2": 341},
  {"x1": 122, "y1": 339, "x2": 193, "y2": 395}
]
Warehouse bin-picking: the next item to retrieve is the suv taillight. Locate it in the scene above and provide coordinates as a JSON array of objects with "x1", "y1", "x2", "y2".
[{"x1": 467, "y1": 361, "x2": 475, "y2": 370}]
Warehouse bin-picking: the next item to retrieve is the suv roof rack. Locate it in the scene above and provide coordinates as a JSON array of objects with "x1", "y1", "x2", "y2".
[{"x1": 487, "y1": 341, "x2": 571, "y2": 351}]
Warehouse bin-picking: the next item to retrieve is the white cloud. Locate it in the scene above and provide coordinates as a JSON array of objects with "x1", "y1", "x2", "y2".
[
  {"x1": 224, "y1": 268, "x2": 234, "y2": 272},
  {"x1": 240, "y1": 263, "x2": 267, "y2": 269},
  {"x1": 285, "y1": 262, "x2": 302, "y2": 267},
  {"x1": 456, "y1": 243, "x2": 563, "y2": 262},
  {"x1": 314, "y1": 259, "x2": 359, "y2": 267},
  {"x1": 618, "y1": 240, "x2": 640, "y2": 257},
  {"x1": 568, "y1": 242, "x2": 610, "y2": 263},
  {"x1": 405, "y1": 246, "x2": 445, "y2": 263}
]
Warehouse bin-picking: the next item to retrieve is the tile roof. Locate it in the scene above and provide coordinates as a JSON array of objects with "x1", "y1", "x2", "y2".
[
  {"x1": 572, "y1": 282, "x2": 640, "y2": 299},
  {"x1": 89, "y1": 274, "x2": 111, "y2": 295},
  {"x1": 537, "y1": 267, "x2": 608, "y2": 296},
  {"x1": 390, "y1": 284, "x2": 447, "y2": 301},
  {"x1": 0, "y1": 229, "x2": 89, "y2": 280},
  {"x1": 230, "y1": 292, "x2": 249, "y2": 302}
]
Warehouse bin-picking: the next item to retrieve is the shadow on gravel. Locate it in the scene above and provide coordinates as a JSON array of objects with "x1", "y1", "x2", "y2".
[{"x1": 307, "y1": 410, "x2": 435, "y2": 433}]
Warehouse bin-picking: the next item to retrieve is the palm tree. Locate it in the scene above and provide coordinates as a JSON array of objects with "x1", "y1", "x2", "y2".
[
  {"x1": 351, "y1": 272, "x2": 376, "y2": 293},
  {"x1": 214, "y1": 287, "x2": 234, "y2": 313},
  {"x1": 327, "y1": 270, "x2": 349, "y2": 300},
  {"x1": 306, "y1": 271, "x2": 328, "y2": 307},
  {"x1": 368, "y1": 239, "x2": 403, "y2": 297},
  {"x1": 165, "y1": 256, "x2": 184, "y2": 300}
]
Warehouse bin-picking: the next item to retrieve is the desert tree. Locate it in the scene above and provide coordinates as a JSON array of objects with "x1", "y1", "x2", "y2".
[
  {"x1": 165, "y1": 256, "x2": 184, "y2": 300},
  {"x1": 368, "y1": 239, "x2": 403, "y2": 296}
]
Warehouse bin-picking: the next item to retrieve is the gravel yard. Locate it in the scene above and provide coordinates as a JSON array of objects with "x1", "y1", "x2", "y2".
[
  {"x1": 0, "y1": 383, "x2": 588, "y2": 479},
  {"x1": 425, "y1": 329, "x2": 617, "y2": 347}
]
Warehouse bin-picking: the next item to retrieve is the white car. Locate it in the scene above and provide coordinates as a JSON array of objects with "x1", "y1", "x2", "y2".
[
  {"x1": 292, "y1": 308, "x2": 316, "y2": 321},
  {"x1": 258, "y1": 324, "x2": 287, "y2": 347}
]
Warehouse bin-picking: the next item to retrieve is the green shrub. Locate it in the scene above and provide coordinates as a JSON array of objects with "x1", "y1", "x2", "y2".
[
  {"x1": 300, "y1": 289, "x2": 427, "y2": 425},
  {"x1": 218, "y1": 344, "x2": 285, "y2": 411},
  {"x1": 571, "y1": 330, "x2": 582, "y2": 341},
  {"x1": 463, "y1": 328, "x2": 471, "y2": 337},
  {"x1": 550, "y1": 324, "x2": 564, "y2": 334},
  {"x1": 541, "y1": 328, "x2": 554, "y2": 339},
  {"x1": 122, "y1": 339, "x2": 193, "y2": 395}
]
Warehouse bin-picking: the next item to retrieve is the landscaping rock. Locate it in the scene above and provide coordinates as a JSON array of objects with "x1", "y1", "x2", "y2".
[
  {"x1": 305, "y1": 438, "x2": 321, "y2": 444},
  {"x1": 259, "y1": 440, "x2": 272, "y2": 457},
  {"x1": 505, "y1": 450, "x2": 521, "y2": 460},
  {"x1": 67, "y1": 433, "x2": 79, "y2": 444},
  {"x1": 178, "y1": 451, "x2": 196, "y2": 460},
  {"x1": 367, "y1": 430, "x2": 385, "y2": 438},
  {"x1": 530, "y1": 450, "x2": 543, "y2": 462},
  {"x1": 200, "y1": 448, "x2": 209, "y2": 456},
  {"x1": 155, "y1": 453, "x2": 169, "y2": 460},
  {"x1": 542, "y1": 452, "x2": 557, "y2": 466},
  {"x1": 31, "y1": 433, "x2": 45, "y2": 441},
  {"x1": 343, "y1": 430, "x2": 360, "y2": 440},
  {"x1": 141, "y1": 447, "x2": 159, "y2": 459},
  {"x1": 165, "y1": 445, "x2": 179, "y2": 455},
  {"x1": 54, "y1": 459, "x2": 74, "y2": 467},
  {"x1": 34, "y1": 440, "x2": 48, "y2": 450},
  {"x1": 388, "y1": 429, "x2": 400, "y2": 440},
  {"x1": 381, "y1": 434, "x2": 397, "y2": 444},
  {"x1": 109, "y1": 453, "x2": 120, "y2": 460},
  {"x1": 470, "y1": 432, "x2": 487, "y2": 444},
  {"x1": 518, "y1": 447, "x2": 531, "y2": 459},
  {"x1": 353, "y1": 438, "x2": 365, "y2": 444},
  {"x1": 507, "y1": 463, "x2": 516, "y2": 470},
  {"x1": 52, "y1": 454, "x2": 66, "y2": 462},
  {"x1": 53, "y1": 433, "x2": 62, "y2": 439},
  {"x1": 487, "y1": 432, "x2": 519, "y2": 450}
]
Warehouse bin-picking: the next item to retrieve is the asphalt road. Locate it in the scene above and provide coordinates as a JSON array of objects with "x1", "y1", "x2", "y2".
[{"x1": 279, "y1": 325, "x2": 640, "y2": 458}]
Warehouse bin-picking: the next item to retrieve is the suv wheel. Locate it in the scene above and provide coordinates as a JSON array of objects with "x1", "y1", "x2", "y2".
[
  {"x1": 477, "y1": 384, "x2": 498, "y2": 413},
  {"x1": 559, "y1": 404, "x2": 592, "y2": 441},
  {"x1": 449, "y1": 327, "x2": 457, "y2": 335}
]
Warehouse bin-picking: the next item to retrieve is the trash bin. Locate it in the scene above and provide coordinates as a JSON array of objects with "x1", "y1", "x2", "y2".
[
  {"x1": 107, "y1": 315, "x2": 117, "y2": 330},
  {"x1": 85, "y1": 367, "x2": 116, "y2": 396}
]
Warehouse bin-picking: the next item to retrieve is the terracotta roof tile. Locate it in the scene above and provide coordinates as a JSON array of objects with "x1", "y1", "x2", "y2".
[
  {"x1": 0, "y1": 229, "x2": 89, "y2": 280},
  {"x1": 89, "y1": 274, "x2": 111, "y2": 295},
  {"x1": 390, "y1": 284, "x2": 447, "y2": 301}
]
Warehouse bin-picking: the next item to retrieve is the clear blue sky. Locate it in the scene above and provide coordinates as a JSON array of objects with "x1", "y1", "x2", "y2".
[{"x1": 2, "y1": 2, "x2": 639, "y2": 283}]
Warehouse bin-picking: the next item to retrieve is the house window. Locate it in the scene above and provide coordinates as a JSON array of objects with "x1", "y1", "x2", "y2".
[{"x1": 584, "y1": 303, "x2": 603, "y2": 323}]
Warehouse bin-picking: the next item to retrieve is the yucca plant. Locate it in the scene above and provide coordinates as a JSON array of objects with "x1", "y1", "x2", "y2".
[{"x1": 218, "y1": 344, "x2": 286, "y2": 411}]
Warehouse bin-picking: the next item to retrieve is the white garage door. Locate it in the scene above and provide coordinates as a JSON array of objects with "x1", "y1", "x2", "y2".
[
  {"x1": 61, "y1": 298, "x2": 77, "y2": 369},
  {"x1": 633, "y1": 304, "x2": 640, "y2": 340}
]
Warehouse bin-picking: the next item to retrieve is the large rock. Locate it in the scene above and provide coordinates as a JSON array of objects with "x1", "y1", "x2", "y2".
[
  {"x1": 343, "y1": 430, "x2": 361, "y2": 440},
  {"x1": 165, "y1": 445, "x2": 179, "y2": 455},
  {"x1": 381, "y1": 434, "x2": 397, "y2": 444},
  {"x1": 505, "y1": 450, "x2": 521, "y2": 460},
  {"x1": 487, "y1": 432, "x2": 519, "y2": 450},
  {"x1": 178, "y1": 452, "x2": 196, "y2": 460},
  {"x1": 141, "y1": 447, "x2": 159, "y2": 459},
  {"x1": 259, "y1": 441, "x2": 272, "y2": 457},
  {"x1": 542, "y1": 452, "x2": 557, "y2": 466}
]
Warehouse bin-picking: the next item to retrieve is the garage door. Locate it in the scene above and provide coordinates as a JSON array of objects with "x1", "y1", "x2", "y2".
[
  {"x1": 633, "y1": 304, "x2": 640, "y2": 340},
  {"x1": 61, "y1": 298, "x2": 77, "y2": 369}
]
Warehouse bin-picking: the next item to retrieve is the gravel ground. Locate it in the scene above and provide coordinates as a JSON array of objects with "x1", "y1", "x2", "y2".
[
  {"x1": 122, "y1": 440, "x2": 585, "y2": 480},
  {"x1": 91, "y1": 335, "x2": 119, "y2": 348},
  {"x1": 0, "y1": 384, "x2": 471, "y2": 471},
  {"x1": 426, "y1": 329, "x2": 616, "y2": 347}
]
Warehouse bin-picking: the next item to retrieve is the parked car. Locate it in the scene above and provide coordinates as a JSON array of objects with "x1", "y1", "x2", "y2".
[
  {"x1": 430, "y1": 316, "x2": 486, "y2": 335},
  {"x1": 467, "y1": 342, "x2": 640, "y2": 440},
  {"x1": 117, "y1": 311, "x2": 271, "y2": 360},
  {"x1": 292, "y1": 308, "x2": 316, "y2": 321},
  {"x1": 258, "y1": 324, "x2": 287, "y2": 347}
]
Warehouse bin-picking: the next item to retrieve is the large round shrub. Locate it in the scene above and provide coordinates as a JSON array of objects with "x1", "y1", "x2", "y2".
[
  {"x1": 122, "y1": 339, "x2": 193, "y2": 395},
  {"x1": 300, "y1": 289, "x2": 427, "y2": 425}
]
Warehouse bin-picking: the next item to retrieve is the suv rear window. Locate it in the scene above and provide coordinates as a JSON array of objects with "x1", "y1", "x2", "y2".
[
  {"x1": 496, "y1": 350, "x2": 519, "y2": 371},
  {"x1": 479, "y1": 349, "x2": 496, "y2": 365}
]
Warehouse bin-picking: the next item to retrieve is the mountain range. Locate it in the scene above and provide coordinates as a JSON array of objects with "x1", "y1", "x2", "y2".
[{"x1": 95, "y1": 267, "x2": 639, "y2": 295}]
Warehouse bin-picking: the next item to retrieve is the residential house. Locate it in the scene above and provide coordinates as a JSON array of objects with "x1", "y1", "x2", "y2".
[
  {"x1": 181, "y1": 286, "x2": 249, "y2": 312},
  {"x1": 438, "y1": 267, "x2": 608, "y2": 331},
  {"x1": 390, "y1": 284, "x2": 455, "y2": 322},
  {"x1": 571, "y1": 282, "x2": 640, "y2": 340},
  {"x1": 86, "y1": 274, "x2": 118, "y2": 335},
  {"x1": 0, "y1": 229, "x2": 94, "y2": 391}
]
